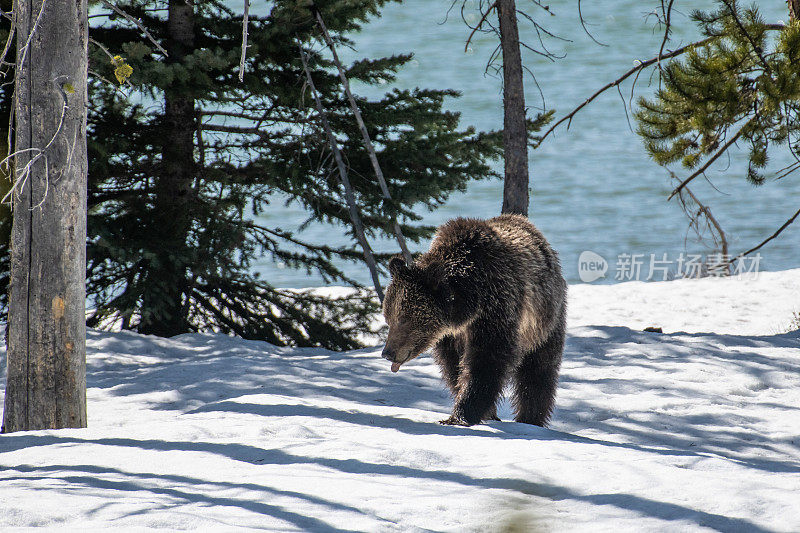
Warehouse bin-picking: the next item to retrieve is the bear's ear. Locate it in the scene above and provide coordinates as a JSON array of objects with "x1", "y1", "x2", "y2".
[{"x1": 388, "y1": 256, "x2": 410, "y2": 278}]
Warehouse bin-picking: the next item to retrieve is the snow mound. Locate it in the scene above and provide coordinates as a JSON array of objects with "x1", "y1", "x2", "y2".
[{"x1": 1, "y1": 270, "x2": 799, "y2": 531}]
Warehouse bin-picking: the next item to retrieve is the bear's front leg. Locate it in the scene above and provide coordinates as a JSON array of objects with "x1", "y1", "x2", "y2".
[
  {"x1": 433, "y1": 334, "x2": 463, "y2": 397},
  {"x1": 440, "y1": 318, "x2": 515, "y2": 426}
]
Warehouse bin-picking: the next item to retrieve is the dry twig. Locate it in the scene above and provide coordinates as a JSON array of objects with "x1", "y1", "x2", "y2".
[
  {"x1": 298, "y1": 44, "x2": 384, "y2": 301},
  {"x1": 730, "y1": 205, "x2": 800, "y2": 262},
  {"x1": 100, "y1": 0, "x2": 168, "y2": 57},
  {"x1": 314, "y1": 8, "x2": 413, "y2": 265},
  {"x1": 238, "y1": 0, "x2": 250, "y2": 82},
  {"x1": 668, "y1": 121, "x2": 752, "y2": 200}
]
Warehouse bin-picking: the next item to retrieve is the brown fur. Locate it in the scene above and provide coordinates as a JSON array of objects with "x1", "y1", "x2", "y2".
[{"x1": 382, "y1": 214, "x2": 567, "y2": 427}]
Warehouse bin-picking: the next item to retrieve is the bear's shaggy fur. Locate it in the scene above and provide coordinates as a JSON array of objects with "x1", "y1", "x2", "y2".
[{"x1": 381, "y1": 214, "x2": 567, "y2": 427}]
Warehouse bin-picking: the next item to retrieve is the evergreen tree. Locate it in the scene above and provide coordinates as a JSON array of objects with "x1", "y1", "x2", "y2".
[
  {"x1": 635, "y1": 1, "x2": 800, "y2": 191},
  {"x1": 79, "y1": 0, "x2": 502, "y2": 348}
]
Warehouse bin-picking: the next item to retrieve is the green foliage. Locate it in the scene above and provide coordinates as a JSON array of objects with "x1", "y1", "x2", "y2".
[
  {"x1": 77, "y1": 0, "x2": 502, "y2": 348},
  {"x1": 635, "y1": 1, "x2": 800, "y2": 185}
]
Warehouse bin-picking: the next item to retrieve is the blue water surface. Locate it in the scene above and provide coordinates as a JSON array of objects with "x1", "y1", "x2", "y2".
[{"x1": 251, "y1": 0, "x2": 799, "y2": 286}]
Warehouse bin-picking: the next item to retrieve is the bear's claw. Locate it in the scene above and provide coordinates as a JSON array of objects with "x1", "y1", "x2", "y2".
[{"x1": 439, "y1": 415, "x2": 471, "y2": 426}]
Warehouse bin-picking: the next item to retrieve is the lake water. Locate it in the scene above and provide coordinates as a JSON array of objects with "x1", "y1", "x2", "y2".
[{"x1": 253, "y1": 0, "x2": 799, "y2": 287}]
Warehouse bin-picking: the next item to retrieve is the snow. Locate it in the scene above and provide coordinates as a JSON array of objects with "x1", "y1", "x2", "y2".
[{"x1": 1, "y1": 270, "x2": 799, "y2": 532}]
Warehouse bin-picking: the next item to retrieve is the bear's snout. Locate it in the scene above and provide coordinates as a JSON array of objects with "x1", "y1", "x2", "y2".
[
  {"x1": 381, "y1": 345, "x2": 404, "y2": 372},
  {"x1": 381, "y1": 346, "x2": 396, "y2": 362}
]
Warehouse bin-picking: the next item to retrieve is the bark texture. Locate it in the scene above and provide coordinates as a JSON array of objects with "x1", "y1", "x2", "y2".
[
  {"x1": 790, "y1": 0, "x2": 800, "y2": 21},
  {"x1": 497, "y1": 0, "x2": 529, "y2": 216},
  {"x1": 138, "y1": 0, "x2": 195, "y2": 336},
  {"x1": 3, "y1": 0, "x2": 88, "y2": 432}
]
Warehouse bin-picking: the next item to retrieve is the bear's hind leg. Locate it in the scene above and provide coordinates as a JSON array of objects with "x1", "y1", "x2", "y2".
[{"x1": 512, "y1": 318, "x2": 565, "y2": 427}]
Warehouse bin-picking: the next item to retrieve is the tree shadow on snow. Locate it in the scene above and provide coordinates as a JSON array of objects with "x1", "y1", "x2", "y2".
[
  {"x1": 555, "y1": 326, "x2": 800, "y2": 475},
  {"x1": 0, "y1": 435, "x2": 775, "y2": 533},
  {"x1": 1, "y1": 327, "x2": 797, "y2": 530},
  {"x1": 1, "y1": 462, "x2": 387, "y2": 532}
]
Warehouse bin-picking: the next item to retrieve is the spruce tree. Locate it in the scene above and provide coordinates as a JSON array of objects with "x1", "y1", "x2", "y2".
[{"x1": 76, "y1": 0, "x2": 502, "y2": 348}]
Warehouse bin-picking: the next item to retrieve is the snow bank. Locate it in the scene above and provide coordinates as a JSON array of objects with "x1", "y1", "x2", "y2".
[
  {"x1": 568, "y1": 269, "x2": 800, "y2": 335},
  {"x1": 1, "y1": 270, "x2": 798, "y2": 531}
]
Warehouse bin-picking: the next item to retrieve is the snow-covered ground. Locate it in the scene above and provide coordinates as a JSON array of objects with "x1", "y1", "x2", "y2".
[{"x1": 1, "y1": 270, "x2": 799, "y2": 531}]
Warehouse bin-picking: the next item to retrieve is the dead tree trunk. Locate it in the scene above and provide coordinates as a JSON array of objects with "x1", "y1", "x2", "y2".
[
  {"x1": 497, "y1": 0, "x2": 530, "y2": 216},
  {"x1": 790, "y1": 0, "x2": 800, "y2": 21},
  {"x1": 3, "y1": 0, "x2": 88, "y2": 432}
]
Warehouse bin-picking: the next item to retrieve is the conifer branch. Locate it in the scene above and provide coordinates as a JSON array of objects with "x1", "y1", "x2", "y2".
[
  {"x1": 719, "y1": 0, "x2": 771, "y2": 73},
  {"x1": 538, "y1": 36, "x2": 717, "y2": 144},
  {"x1": 539, "y1": 22, "x2": 784, "y2": 145},
  {"x1": 314, "y1": 8, "x2": 414, "y2": 266},
  {"x1": 202, "y1": 123, "x2": 267, "y2": 135},
  {"x1": 667, "y1": 121, "x2": 752, "y2": 200},
  {"x1": 298, "y1": 43, "x2": 384, "y2": 302}
]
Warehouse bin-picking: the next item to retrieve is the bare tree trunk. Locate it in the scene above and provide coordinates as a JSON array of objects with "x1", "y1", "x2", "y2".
[
  {"x1": 497, "y1": 0, "x2": 529, "y2": 216},
  {"x1": 3, "y1": 0, "x2": 88, "y2": 432},
  {"x1": 139, "y1": 0, "x2": 194, "y2": 337}
]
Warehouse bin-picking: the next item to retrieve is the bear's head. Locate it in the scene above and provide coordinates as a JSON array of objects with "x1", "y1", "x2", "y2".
[{"x1": 381, "y1": 256, "x2": 452, "y2": 372}]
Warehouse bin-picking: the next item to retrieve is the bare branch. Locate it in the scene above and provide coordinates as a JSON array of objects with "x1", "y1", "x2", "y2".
[
  {"x1": 314, "y1": 8, "x2": 414, "y2": 265},
  {"x1": 100, "y1": 0, "x2": 168, "y2": 57},
  {"x1": 656, "y1": 0, "x2": 675, "y2": 74},
  {"x1": 464, "y1": 1, "x2": 497, "y2": 52},
  {"x1": 538, "y1": 36, "x2": 717, "y2": 144},
  {"x1": 538, "y1": 23, "x2": 785, "y2": 145},
  {"x1": 730, "y1": 205, "x2": 800, "y2": 261},
  {"x1": 578, "y1": 0, "x2": 607, "y2": 47},
  {"x1": 238, "y1": 0, "x2": 250, "y2": 82},
  {"x1": 0, "y1": 10, "x2": 15, "y2": 71},
  {"x1": 88, "y1": 37, "x2": 114, "y2": 61},
  {"x1": 298, "y1": 43, "x2": 384, "y2": 301},
  {"x1": 2, "y1": 77, "x2": 70, "y2": 207},
  {"x1": 671, "y1": 171, "x2": 729, "y2": 272},
  {"x1": 668, "y1": 120, "x2": 753, "y2": 200}
]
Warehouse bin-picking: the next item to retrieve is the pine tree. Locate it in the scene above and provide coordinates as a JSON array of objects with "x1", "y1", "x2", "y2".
[
  {"x1": 635, "y1": 1, "x2": 800, "y2": 191},
  {"x1": 77, "y1": 0, "x2": 502, "y2": 348}
]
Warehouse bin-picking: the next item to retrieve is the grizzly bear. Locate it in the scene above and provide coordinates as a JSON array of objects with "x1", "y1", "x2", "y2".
[{"x1": 381, "y1": 214, "x2": 567, "y2": 427}]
